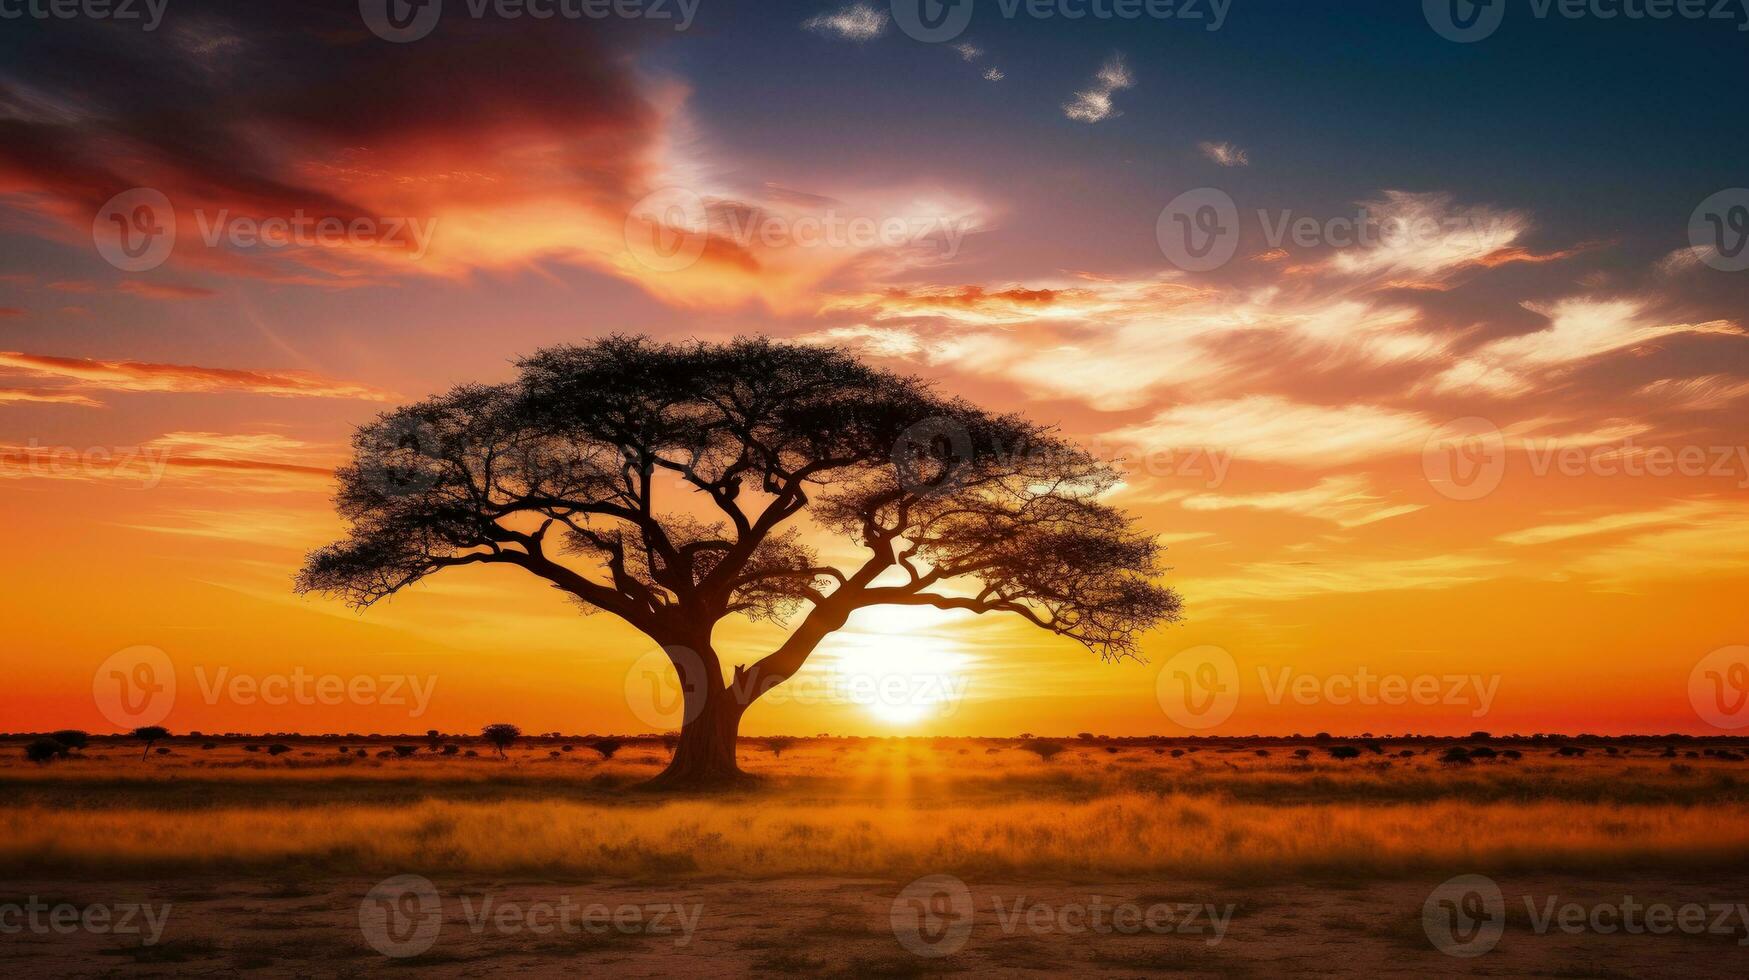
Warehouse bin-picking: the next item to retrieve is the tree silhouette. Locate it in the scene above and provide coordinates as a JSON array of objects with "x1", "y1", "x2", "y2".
[
  {"x1": 49, "y1": 730, "x2": 89, "y2": 751},
  {"x1": 298, "y1": 337, "x2": 1181, "y2": 788},
  {"x1": 482, "y1": 723, "x2": 520, "y2": 757},
  {"x1": 133, "y1": 725, "x2": 169, "y2": 761}
]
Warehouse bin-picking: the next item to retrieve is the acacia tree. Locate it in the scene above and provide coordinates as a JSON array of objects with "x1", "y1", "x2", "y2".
[{"x1": 297, "y1": 337, "x2": 1181, "y2": 789}]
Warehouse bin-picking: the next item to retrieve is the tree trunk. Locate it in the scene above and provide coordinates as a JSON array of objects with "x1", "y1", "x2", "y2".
[{"x1": 645, "y1": 682, "x2": 748, "y2": 790}]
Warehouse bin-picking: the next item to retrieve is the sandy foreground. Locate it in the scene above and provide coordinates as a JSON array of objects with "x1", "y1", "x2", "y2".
[{"x1": 3, "y1": 871, "x2": 1745, "y2": 977}]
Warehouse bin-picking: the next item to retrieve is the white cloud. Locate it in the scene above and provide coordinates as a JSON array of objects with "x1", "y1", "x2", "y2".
[
  {"x1": 1198, "y1": 141, "x2": 1249, "y2": 167},
  {"x1": 1063, "y1": 55, "x2": 1133, "y2": 123},
  {"x1": 803, "y1": 3, "x2": 888, "y2": 40},
  {"x1": 1109, "y1": 396, "x2": 1433, "y2": 467},
  {"x1": 1183, "y1": 475, "x2": 1422, "y2": 527},
  {"x1": 1329, "y1": 191, "x2": 1528, "y2": 278}
]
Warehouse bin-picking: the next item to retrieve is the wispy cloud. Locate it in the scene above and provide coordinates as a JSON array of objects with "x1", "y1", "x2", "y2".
[
  {"x1": 0, "y1": 352, "x2": 392, "y2": 401},
  {"x1": 1183, "y1": 475, "x2": 1423, "y2": 528},
  {"x1": 1109, "y1": 396, "x2": 1433, "y2": 467},
  {"x1": 803, "y1": 2, "x2": 888, "y2": 40},
  {"x1": 1063, "y1": 55, "x2": 1133, "y2": 123},
  {"x1": 1198, "y1": 141, "x2": 1249, "y2": 167}
]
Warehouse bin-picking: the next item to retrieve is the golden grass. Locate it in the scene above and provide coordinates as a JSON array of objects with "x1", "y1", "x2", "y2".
[{"x1": 8, "y1": 738, "x2": 1748, "y2": 881}]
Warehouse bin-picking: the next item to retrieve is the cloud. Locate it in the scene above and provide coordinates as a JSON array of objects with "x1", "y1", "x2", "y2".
[
  {"x1": 1188, "y1": 554, "x2": 1506, "y2": 602},
  {"x1": 983, "y1": 67, "x2": 1006, "y2": 82},
  {"x1": 1566, "y1": 507, "x2": 1749, "y2": 584},
  {"x1": 0, "y1": 351, "x2": 391, "y2": 401},
  {"x1": 1429, "y1": 297, "x2": 1740, "y2": 398},
  {"x1": 1109, "y1": 396, "x2": 1433, "y2": 466},
  {"x1": 1198, "y1": 141, "x2": 1249, "y2": 167},
  {"x1": 1328, "y1": 191, "x2": 1530, "y2": 279},
  {"x1": 1497, "y1": 500, "x2": 1723, "y2": 547},
  {"x1": 0, "y1": 387, "x2": 103, "y2": 408},
  {"x1": 1182, "y1": 475, "x2": 1423, "y2": 527},
  {"x1": 1063, "y1": 56, "x2": 1133, "y2": 123},
  {"x1": 803, "y1": 3, "x2": 889, "y2": 40},
  {"x1": 1636, "y1": 374, "x2": 1749, "y2": 413}
]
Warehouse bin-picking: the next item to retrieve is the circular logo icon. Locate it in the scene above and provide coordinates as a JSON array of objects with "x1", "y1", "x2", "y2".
[
  {"x1": 892, "y1": 416, "x2": 974, "y2": 497},
  {"x1": 890, "y1": 0, "x2": 974, "y2": 43},
  {"x1": 1155, "y1": 645, "x2": 1239, "y2": 731},
  {"x1": 358, "y1": 414, "x2": 442, "y2": 498},
  {"x1": 1688, "y1": 189, "x2": 1749, "y2": 273},
  {"x1": 1423, "y1": 0, "x2": 1504, "y2": 42},
  {"x1": 93, "y1": 189, "x2": 175, "y2": 272},
  {"x1": 360, "y1": 0, "x2": 442, "y2": 42},
  {"x1": 93, "y1": 645, "x2": 176, "y2": 729},
  {"x1": 360, "y1": 874, "x2": 442, "y2": 957},
  {"x1": 1423, "y1": 417, "x2": 1506, "y2": 501},
  {"x1": 1156, "y1": 188, "x2": 1239, "y2": 273},
  {"x1": 624, "y1": 645, "x2": 709, "y2": 730},
  {"x1": 1422, "y1": 874, "x2": 1504, "y2": 957},
  {"x1": 890, "y1": 874, "x2": 974, "y2": 957},
  {"x1": 624, "y1": 187, "x2": 709, "y2": 273},
  {"x1": 1690, "y1": 645, "x2": 1749, "y2": 731}
]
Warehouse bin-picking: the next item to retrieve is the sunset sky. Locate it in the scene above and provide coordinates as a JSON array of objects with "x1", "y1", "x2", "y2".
[{"x1": 3, "y1": 0, "x2": 1747, "y2": 738}]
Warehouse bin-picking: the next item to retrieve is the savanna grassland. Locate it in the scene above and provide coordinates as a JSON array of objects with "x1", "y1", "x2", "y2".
[{"x1": 5, "y1": 734, "x2": 1749, "y2": 977}]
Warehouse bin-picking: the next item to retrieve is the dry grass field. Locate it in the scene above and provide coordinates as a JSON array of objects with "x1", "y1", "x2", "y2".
[{"x1": 6, "y1": 734, "x2": 1749, "y2": 976}]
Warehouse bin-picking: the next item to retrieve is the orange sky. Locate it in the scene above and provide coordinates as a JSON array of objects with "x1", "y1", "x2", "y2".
[{"x1": 3, "y1": 3, "x2": 1748, "y2": 738}]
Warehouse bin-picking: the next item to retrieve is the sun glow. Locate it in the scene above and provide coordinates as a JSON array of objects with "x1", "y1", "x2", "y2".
[{"x1": 812, "y1": 609, "x2": 975, "y2": 726}]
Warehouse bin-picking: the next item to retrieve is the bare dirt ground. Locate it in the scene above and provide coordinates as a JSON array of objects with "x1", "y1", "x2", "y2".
[{"x1": 4, "y1": 871, "x2": 1746, "y2": 977}]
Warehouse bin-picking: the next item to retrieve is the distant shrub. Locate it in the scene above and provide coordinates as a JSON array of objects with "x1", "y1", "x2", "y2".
[
  {"x1": 243, "y1": 744, "x2": 260, "y2": 753},
  {"x1": 1292, "y1": 749, "x2": 1312, "y2": 760},
  {"x1": 1440, "y1": 747, "x2": 1474, "y2": 766},
  {"x1": 1019, "y1": 740, "x2": 1065, "y2": 762},
  {"x1": 267, "y1": 744, "x2": 291, "y2": 756},
  {"x1": 1556, "y1": 746, "x2": 1587, "y2": 757},
  {"x1": 561, "y1": 744, "x2": 574, "y2": 752},
  {"x1": 355, "y1": 748, "x2": 368, "y2": 757},
  {"x1": 25, "y1": 738, "x2": 68, "y2": 764},
  {"x1": 766, "y1": 737, "x2": 797, "y2": 759},
  {"x1": 1467, "y1": 746, "x2": 1497, "y2": 759},
  {"x1": 591, "y1": 739, "x2": 624, "y2": 760},
  {"x1": 375, "y1": 750, "x2": 394, "y2": 758},
  {"x1": 1326, "y1": 746, "x2": 1361, "y2": 760},
  {"x1": 1501, "y1": 749, "x2": 1522, "y2": 760},
  {"x1": 49, "y1": 730, "x2": 89, "y2": 751},
  {"x1": 1169, "y1": 749, "x2": 1184, "y2": 758},
  {"x1": 392, "y1": 745, "x2": 419, "y2": 758},
  {"x1": 1076, "y1": 732, "x2": 1094, "y2": 741},
  {"x1": 441, "y1": 744, "x2": 459, "y2": 756},
  {"x1": 338, "y1": 746, "x2": 351, "y2": 754},
  {"x1": 155, "y1": 747, "x2": 171, "y2": 755},
  {"x1": 1254, "y1": 749, "x2": 1269, "y2": 757},
  {"x1": 1104, "y1": 746, "x2": 1120, "y2": 754},
  {"x1": 201, "y1": 742, "x2": 217, "y2": 750},
  {"x1": 1398, "y1": 750, "x2": 1416, "y2": 757},
  {"x1": 463, "y1": 749, "x2": 479, "y2": 757},
  {"x1": 549, "y1": 750, "x2": 561, "y2": 758}
]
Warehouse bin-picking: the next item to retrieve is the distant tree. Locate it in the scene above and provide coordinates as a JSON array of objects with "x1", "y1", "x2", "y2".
[
  {"x1": 25, "y1": 738, "x2": 68, "y2": 764},
  {"x1": 1019, "y1": 739, "x2": 1065, "y2": 762},
  {"x1": 132, "y1": 726, "x2": 169, "y2": 761},
  {"x1": 1018, "y1": 732, "x2": 1034, "y2": 740},
  {"x1": 297, "y1": 337, "x2": 1180, "y2": 789},
  {"x1": 590, "y1": 738, "x2": 623, "y2": 760},
  {"x1": 426, "y1": 729, "x2": 443, "y2": 752},
  {"x1": 49, "y1": 730, "x2": 89, "y2": 751},
  {"x1": 482, "y1": 723, "x2": 521, "y2": 757},
  {"x1": 766, "y1": 736, "x2": 797, "y2": 759}
]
